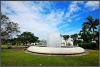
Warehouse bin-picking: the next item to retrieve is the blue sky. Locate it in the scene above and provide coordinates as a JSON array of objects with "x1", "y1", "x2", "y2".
[{"x1": 1, "y1": 1, "x2": 99, "y2": 40}]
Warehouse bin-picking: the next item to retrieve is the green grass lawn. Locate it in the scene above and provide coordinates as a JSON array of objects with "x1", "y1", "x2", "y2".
[{"x1": 1, "y1": 48, "x2": 99, "y2": 66}]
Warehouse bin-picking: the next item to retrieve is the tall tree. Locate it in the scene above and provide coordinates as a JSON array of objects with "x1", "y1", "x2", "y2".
[
  {"x1": 1, "y1": 13, "x2": 20, "y2": 39},
  {"x1": 87, "y1": 16, "x2": 99, "y2": 32},
  {"x1": 83, "y1": 16, "x2": 99, "y2": 40}
]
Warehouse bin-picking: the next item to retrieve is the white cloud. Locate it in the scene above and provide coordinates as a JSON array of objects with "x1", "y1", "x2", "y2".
[
  {"x1": 85, "y1": 1, "x2": 99, "y2": 11},
  {"x1": 65, "y1": 1, "x2": 83, "y2": 25},
  {"x1": 1, "y1": 1, "x2": 64, "y2": 40},
  {"x1": 72, "y1": 1, "x2": 84, "y2": 4},
  {"x1": 66, "y1": 1, "x2": 82, "y2": 18},
  {"x1": 68, "y1": 3, "x2": 80, "y2": 13}
]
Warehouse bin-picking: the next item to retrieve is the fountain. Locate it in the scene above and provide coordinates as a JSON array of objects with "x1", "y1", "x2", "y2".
[
  {"x1": 27, "y1": 33, "x2": 85, "y2": 55},
  {"x1": 47, "y1": 33, "x2": 62, "y2": 47}
]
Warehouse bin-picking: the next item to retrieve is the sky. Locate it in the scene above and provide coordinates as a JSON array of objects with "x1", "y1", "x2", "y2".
[{"x1": 1, "y1": 1, "x2": 99, "y2": 40}]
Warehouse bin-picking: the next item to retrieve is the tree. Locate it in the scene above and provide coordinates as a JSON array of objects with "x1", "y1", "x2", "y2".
[
  {"x1": 1, "y1": 13, "x2": 20, "y2": 40},
  {"x1": 83, "y1": 16, "x2": 99, "y2": 40},
  {"x1": 79, "y1": 29, "x2": 92, "y2": 42},
  {"x1": 18, "y1": 32, "x2": 39, "y2": 46},
  {"x1": 61, "y1": 35, "x2": 69, "y2": 46},
  {"x1": 63, "y1": 35, "x2": 69, "y2": 40},
  {"x1": 71, "y1": 34, "x2": 78, "y2": 40},
  {"x1": 80, "y1": 16, "x2": 99, "y2": 49},
  {"x1": 1, "y1": 13, "x2": 20, "y2": 46},
  {"x1": 71, "y1": 34, "x2": 78, "y2": 46}
]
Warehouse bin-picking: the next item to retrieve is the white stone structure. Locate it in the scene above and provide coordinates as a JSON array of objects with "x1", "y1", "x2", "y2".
[{"x1": 27, "y1": 46, "x2": 85, "y2": 54}]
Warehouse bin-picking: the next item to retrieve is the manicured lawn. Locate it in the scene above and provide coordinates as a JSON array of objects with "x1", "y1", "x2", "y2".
[{"x1": 1, "y1": 48, "x2": 99, "y2": 66}]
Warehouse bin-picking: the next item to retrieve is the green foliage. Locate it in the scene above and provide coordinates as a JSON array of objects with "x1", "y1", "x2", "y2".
[
  {"x1": 2, "y1": 31, "x2": 39, "y2": 47},
  {"x1": 1, "y1": 13, "x2": 20, "y2": 39},
  {"x1": 63, "y1": 35, "x2": 69, "y2": 40},
  {"x1": 70, "y1": 34, "x2": 78, "y2": 46},
  {"x1": 71, "y1": 34, "x2": 78, "y2": 40},
  {"x1": 17, "y1": 32, "x2": 39, "y2": 46},
  {"x1": 78, "y1": 16, "x2": 99, "y2": 49}
]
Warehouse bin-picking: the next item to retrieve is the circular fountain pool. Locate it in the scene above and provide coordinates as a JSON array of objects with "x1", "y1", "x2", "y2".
[
  {"x1": 27, "y1": 46, "x2": 85, "y2": 55},
  {"x1": 27, "y1": 33, "x2": 85, "y2": 55}
]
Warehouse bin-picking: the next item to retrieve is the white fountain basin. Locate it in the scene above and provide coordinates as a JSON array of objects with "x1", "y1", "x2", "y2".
[{"x1": 27, "y1": 46, "x2": 85, "y2": 55}]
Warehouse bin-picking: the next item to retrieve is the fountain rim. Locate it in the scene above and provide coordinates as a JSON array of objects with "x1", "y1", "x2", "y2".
[{"x1": 27, "y1": 46, "x2": 85, "y2": 55}]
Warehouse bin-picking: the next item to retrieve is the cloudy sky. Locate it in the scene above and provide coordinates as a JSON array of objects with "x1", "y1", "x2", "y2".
[{"x1": 1, "y1": 1, "x2": 99, "y2": 40}]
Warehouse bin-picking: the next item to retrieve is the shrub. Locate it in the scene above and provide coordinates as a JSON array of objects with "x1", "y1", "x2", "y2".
[{"x1": 78, "y1": 42, "x2": 97, "y2": 49}]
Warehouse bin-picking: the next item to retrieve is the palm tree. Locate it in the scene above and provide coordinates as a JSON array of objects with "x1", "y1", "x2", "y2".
[
  {"x1": 83, "y1": 16, "x2": 99, "y2": 40},
  {"x1": 83, "y1": 16, "x2": 99, "y2": 34}
]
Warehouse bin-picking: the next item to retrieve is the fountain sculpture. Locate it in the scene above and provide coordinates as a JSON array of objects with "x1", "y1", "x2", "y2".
[{"x1": 27, "y1": 33, "x2": 85, "y2": 55}]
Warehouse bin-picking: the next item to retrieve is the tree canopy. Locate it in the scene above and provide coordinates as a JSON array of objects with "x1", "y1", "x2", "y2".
[
  {"x1": 17, "y1": 32, "x2": 39, "y2": 45},
  {"x1": 1, "y1": 13, "x2": 20, "y2": 39},
  {"x1": 63, "y1": 35, "x2": 69, "y2": 40}
]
